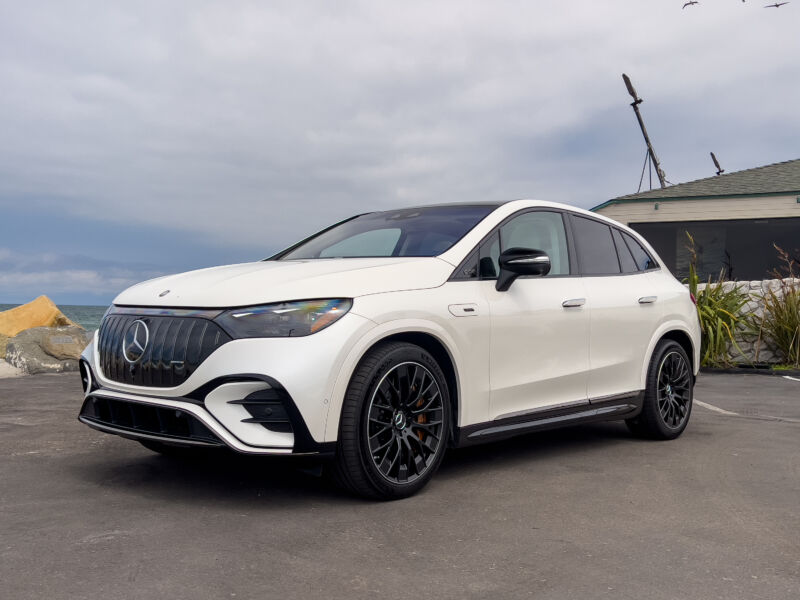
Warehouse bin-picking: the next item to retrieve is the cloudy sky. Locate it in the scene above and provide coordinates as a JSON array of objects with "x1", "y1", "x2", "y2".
[{"x1": 1, "y1": 0, "x2": 798, "y2": 304}]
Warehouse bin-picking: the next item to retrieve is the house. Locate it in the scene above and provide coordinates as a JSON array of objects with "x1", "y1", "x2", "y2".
[{"x1": 592, "y1": 158, "x2": 800, "y2": 280}]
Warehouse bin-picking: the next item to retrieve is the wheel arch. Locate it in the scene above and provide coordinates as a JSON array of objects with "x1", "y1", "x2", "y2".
[
  {"x1": 323, "y1": 323, "x2": 463, "y2": 444},
  {"x1": 660, "y1": 330, "x2": 695, "y2": 374},
  {"x1": 641, "y1": 324, "x2": 698, "y2": 389}
]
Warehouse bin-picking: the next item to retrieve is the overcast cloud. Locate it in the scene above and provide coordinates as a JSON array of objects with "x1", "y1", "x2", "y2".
[{"x1": 1, "y1": 0, "x2": 798, "y2": 303}]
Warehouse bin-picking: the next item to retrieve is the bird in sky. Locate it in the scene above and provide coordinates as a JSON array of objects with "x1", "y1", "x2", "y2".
[
  {"x1": 682, "y1": 1, "x2": 699, "y2": 7},
  {"x1": 764, "y1": 2, "x2": 789, "y2": 6}
]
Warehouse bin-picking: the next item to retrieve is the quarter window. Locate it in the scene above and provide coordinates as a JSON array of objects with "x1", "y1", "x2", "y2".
[
  {"x1": 571, "y1": 216, "x2": 621, "y2": 275},
  {"x1": 612, "y1": 228, "x2": 639, "y2": 273},
  {"x1": 622, "y1": 231, "x2": 658, "y2": 271},
  {"x1": 479, "y1": 233, "x2": 501, "y2": 278}
]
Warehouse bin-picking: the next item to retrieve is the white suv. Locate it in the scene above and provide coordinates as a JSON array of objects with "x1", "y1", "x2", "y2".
[{"x1": 79, "y1": 200, "x2": 700, "y2": 499}]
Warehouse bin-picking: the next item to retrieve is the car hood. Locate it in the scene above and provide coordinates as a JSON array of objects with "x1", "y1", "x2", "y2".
[{"x1": 113, "y1": 257, "x2": 455, "y2": 308}]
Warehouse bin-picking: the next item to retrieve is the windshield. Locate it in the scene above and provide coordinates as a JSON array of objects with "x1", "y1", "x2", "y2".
[{"x1": 276, "y1": 205, "x2": 497, "y2": 260}]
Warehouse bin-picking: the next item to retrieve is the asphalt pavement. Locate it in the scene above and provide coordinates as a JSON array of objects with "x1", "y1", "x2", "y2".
[{"x1": 1, "y1": 372, "x2": 798, "y2": 600}]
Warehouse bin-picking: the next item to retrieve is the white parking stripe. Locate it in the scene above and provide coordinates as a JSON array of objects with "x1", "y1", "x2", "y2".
[
  {"x1": 695, "y1": 398, "x2": 800, "y2": 424},
  {"x1": 694, "y1": 399, "x2": 740, "y2": 417},
  {"x1": 782, "y1": 376, "x2": 800, "y2": 383}
]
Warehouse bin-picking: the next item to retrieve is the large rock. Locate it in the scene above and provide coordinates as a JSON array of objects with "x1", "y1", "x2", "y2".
[
  {"x1": 0, "y1": 296, "x2": 80, "y2": 338},
  {"x1": 5, "y1": 326, "x2": 93, "y2": 375}
]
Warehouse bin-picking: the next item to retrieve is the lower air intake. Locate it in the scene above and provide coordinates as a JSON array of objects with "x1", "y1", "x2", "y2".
[{"x1": 80, "y1": 396, "x2": 223, "y2": 446}]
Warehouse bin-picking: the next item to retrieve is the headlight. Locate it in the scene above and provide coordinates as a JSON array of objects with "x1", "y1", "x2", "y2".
[{"x1": 215, "y1": 299, "x2": 352, "y2": 338}]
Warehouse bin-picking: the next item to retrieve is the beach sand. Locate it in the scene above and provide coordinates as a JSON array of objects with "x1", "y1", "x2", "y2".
[{"x1": 0, "y1": 361, "x2": 23, "y2": 378}]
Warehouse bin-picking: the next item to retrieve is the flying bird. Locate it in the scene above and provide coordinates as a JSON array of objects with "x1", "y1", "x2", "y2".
[
  {"x1": 764, "y1": 2, "x2": 789, "y2": 6},
  {"x1": 682, "y1": 1, "x2": 699, "y2": 7}
]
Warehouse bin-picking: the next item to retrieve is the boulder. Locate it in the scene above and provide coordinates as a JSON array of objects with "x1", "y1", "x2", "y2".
[
  {"x1": 5, "y1": 326, "x2": 93, "y2": 375},
  {"x1": 40, "y1": 330, "x2": 92, "y2": 360},
  {"x1": 0, "y1": 296, "x2": 80, "y2": 338}
]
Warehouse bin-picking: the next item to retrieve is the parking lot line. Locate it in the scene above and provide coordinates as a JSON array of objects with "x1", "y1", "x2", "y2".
[
  {"x1": 695, "y1": 397, "x2": 800, "y2": 424},
  {"x1": 782, "y1": 376, "x2": 800, "y2": 382},
  {"x1": 694, "y1": 399, "x2": 740, "y2": 417}
]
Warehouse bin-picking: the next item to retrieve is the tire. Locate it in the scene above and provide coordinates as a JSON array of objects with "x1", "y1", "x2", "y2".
[
  {"x1": 332, "y1": 341, "x2": 452, "y2": 500},
  {"x1": 627, "y1": 339, "x2": 694, "y2": 440}
]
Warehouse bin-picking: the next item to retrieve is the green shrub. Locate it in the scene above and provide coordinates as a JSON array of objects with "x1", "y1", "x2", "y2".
[
  {"x1": 750, "y1": 246, "x2": 800, "y2": 368},
  {"x1": 685, "y1": 234, "x2": 749, "y2": 367}
]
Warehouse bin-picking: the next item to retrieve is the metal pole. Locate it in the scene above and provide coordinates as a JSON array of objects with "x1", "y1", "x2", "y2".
[{"x1": 622, "y1": 74, "x2": 667, "y2": 189}]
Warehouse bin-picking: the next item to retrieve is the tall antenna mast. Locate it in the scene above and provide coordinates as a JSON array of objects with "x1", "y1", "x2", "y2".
[
  {"x1": 710, "y1": 151, "x2": 725, "y2": 176},
  {"x1": 622, "y1": 73, "x2": 667, "y2": 189}
]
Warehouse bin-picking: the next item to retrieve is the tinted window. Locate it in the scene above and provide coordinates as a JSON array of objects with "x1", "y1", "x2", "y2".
[
  {"x1": 278, "y1": 205, "x2": 495, "y2": 259},
  {"x1": 612, "y1": 228, "x2": 638, "y2": 273},
  {"x1": 479, "y1": 232, "x2": 500, "y2": 278},
  {"x1": 571, "y1": 216, "x2": 621, "y2": 275},
  {"x1": 499, "y1": 211, "x2": 570, "y2": 276},
  {"x1": 319, "y1": 229, "x2": 401, "y2": 258},
  {"x1": 623, "y1": 231, "x2": 658, "y2": 270},
  {"x1": 454, "y1": 249, "x2": 479, "y2": 280}
]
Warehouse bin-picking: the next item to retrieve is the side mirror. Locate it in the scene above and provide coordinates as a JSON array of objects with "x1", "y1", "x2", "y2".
[{"x1": 496, "y1": 248, "x2": 551, "y2": 291}]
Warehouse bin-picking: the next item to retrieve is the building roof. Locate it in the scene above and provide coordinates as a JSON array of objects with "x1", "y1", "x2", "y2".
[{"x1": 593, "y1": 157, "x2": 800, "y2": 211}]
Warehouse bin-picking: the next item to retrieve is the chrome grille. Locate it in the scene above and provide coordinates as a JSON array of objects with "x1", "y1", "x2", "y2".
[{"x1": 98, "y1": 314, "x2": 231, "y2": 387}]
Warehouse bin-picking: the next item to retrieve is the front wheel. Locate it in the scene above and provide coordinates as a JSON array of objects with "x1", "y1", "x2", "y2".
[
  {"x1": 627, "y1": 339, "x2": 694, "y2": 440},
  {"x1": 332, "y1": 341, "x2": 451, "y2": 500}
]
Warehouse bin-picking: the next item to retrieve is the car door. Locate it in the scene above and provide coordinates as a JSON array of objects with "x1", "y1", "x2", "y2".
[
  {"x1": 568, "y1": 214, "x2": 662, "y2": 400},
  {"x1": 480, "y1": 210, "x2": 590, "y2": 420}
]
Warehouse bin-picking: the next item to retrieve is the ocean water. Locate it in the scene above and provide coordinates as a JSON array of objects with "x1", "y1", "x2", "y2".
[{"x1": 0, "y1": 304, "x2": 108, "y2": 332}]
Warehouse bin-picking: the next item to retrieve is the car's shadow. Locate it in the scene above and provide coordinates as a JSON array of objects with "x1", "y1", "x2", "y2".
[{"x1": 70, "y1": 421, "x2": 638, "y2": 505}]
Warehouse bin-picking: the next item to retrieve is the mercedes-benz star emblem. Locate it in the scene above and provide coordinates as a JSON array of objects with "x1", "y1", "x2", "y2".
[{"x1": 122, "y1": 320, "x2": 150, "y2": 364}]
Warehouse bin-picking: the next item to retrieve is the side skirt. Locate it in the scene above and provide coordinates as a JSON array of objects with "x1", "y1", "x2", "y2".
[{"x1": 454, "y1": 391, "x2": 644, "y2": 448}]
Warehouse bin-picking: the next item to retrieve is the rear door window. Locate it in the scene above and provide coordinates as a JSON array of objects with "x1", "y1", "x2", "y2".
[{"x1": 571, "y1": 216, "x2": 621, "y2": 275}]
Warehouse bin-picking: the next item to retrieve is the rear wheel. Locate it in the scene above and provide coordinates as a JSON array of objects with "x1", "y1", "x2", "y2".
[
  {"x1": 332, "y1": 341, "x2": 451, "y2": 500},
  {"x1": 627, "y1": 339, "x2": 693, "y2": 440}
]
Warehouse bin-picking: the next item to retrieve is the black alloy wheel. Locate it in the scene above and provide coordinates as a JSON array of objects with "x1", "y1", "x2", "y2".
[
  {"x1": 366, "y1": 361, "x2": 445, "y2": 485},
  {"x1": 656, "y1": 350, "x2": 692, "y2": 429},
  {"x1": 627, "y1": 339, "x2": 694, "y2": 440},
  {"x1": 332, "y1": 341, "x2": 451, "y2": 499}
]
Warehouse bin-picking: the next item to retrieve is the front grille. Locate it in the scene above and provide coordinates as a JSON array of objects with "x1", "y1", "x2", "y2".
[
  {"x1": 80, "y1": 396, "x2": 223, "y2": 445},
  {"x1": 98, "y1": 314, "x2": 231, "y2": 387}
]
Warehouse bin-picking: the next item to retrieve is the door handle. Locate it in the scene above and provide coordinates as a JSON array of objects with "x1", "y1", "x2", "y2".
[
  {"x1": 638, "y1": 296, "x2": 657, "y2": 304},
  {"x1": 562, "y1": 298, "x2": 586, "y2": 308}
]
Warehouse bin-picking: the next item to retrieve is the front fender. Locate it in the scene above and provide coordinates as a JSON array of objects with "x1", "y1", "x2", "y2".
[{"x1": 322, "y1": 318, "x2": 466, "y2": 443}]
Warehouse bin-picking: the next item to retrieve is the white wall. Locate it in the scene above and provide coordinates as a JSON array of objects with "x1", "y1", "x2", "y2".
[{"x1": 596, "y1": 194, "x2": 800, "y2": 226}]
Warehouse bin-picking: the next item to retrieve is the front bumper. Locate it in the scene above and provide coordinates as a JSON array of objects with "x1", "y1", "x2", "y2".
[
  {"x1": 78, "y1": 367, "x2": 335, "y2": 455},
  {"x1": 78, "y1": 311, "x2": 376, "y2": 455}
]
